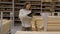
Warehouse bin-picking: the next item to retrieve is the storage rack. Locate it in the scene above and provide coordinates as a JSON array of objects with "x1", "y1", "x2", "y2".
[
  {"x1": 0, "y1": 11, "x2": 14, "y2": 34},
  {"x1": 14, "y1": 0, "x2": 42, "y2": 24},
  {"x1": 0, "y1": 0, "x2": 60, "y2": 26},
  {"x1": 0, "y1": 0, "x2": 14, "y2": 34},
  {"x1": 0, "y1": 0, "x2": 13, "y2": 19},
  {"x1": 0, "y1": 0, "x2": 60, "y2": 32},
  {"x1": 14, "y1": 0, "x2": 60, "y2": 24},
  {"x1": 42, "y1": 0, "x2": 60, "y2": 12}
]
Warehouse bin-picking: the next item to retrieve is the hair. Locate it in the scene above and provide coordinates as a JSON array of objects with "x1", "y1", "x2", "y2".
[{"x1": 23, "y1": 2, "x2": 31, "y2": 10}]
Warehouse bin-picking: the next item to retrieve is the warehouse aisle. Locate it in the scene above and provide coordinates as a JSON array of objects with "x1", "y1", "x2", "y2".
[
  {"x1": 10, "y1": 23, "x2": 22, "y2": 34},
  {"x1": 14, "y1": 23, "x2": 22, "y2": 32},
  {"x1": 14, "y1": 25, "x2": 22, "y2": 31}
]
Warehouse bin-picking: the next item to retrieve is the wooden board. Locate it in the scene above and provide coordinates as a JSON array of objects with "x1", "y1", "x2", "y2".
[
  {"x1": 15, "y1": 31, "x2": 60, "y2": 34},
  {"x1": 47, "y1": 26, "x2": 60, "y2": 31},
  {"x1": 42, "y1": 0, "x2": 52, "y2": 2}
]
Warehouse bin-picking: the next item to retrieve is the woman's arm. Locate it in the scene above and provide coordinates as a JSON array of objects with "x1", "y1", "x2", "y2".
[
  {"x1": 19, "y1": 10, "x2": 23, "y2": 18},
  {"x1": 27, "y1": 11, "x2": 33, "y2": 17},
  {"x1": 19, "y1": 9, "x2": 25, "y2": 21}
]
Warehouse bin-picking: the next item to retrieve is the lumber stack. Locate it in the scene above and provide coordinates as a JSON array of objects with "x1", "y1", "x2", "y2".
[
  {"x1": 31, "y1": 16, "x2": 60, "y2": 32},
  {"x1": 31, "y1": 16, "x2": 44, "y2": 31},
  {"x1": 47, "y1": 16, "x2": 60, "y2": 31},
  {"x1": 0, "y1": 19, "x2": 11, "y2": 34}
]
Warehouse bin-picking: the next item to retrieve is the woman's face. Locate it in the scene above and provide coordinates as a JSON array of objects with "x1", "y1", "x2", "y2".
[{"x1": 26, "y1": 4, "x2": 31, "y2": 10}]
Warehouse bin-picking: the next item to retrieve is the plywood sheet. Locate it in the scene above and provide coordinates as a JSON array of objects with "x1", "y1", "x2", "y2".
[
  {"x1": 0, "y1": 19, "x2": 11, "y2": 34},
  {"x1": 15, "y1": 31, "x2": 60, "y2": 34}
]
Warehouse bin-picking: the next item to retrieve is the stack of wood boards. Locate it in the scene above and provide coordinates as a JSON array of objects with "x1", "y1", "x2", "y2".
[
  {"x1": 0, "y1": 19, "x2": 11, "y2": 34},
  {"x1": 42, "y1": 0, "x2": 52, "y2": 2},
  {"x1": 31, "y1": 16, "x2": 44, "y2": 31},
  {"x1": 47, "y1": 16, "x2": 60, "y2": 31},
  {"x1": 31, "y1": 16, "x2": 60, "y2": 32}
]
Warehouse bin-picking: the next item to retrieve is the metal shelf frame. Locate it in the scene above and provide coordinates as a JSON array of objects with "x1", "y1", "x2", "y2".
[
  {"x1": 0, "y1": 0, "x2": 60, "y2": 33},
  {"x1": 0, "y1": 11, "x2": 14, "y2": 34}
]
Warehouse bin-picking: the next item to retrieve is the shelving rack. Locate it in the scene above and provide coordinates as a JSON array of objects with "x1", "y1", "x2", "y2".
[
  {"x1": 0, "y1": 0, "x2": 60, "y2": 26},
  {"x1": 14, "y1": 0, "x2": 60, "y2": 23},
  {"x1": 14, "y1": 0, "x2": 42, "y2": 24},
  {"x1": 0, "y1": 11, "x2": 14, "y2": 34},
  {"x1": 0, "y1": 0, "x2": 13, "y2": 19},
  {"x1": 0, "y1": 0, "x2": 14, "y2": 34},
  {"x1": 42, "y1": 0, "x2": 60, "y2": 12},
  {"x1": 14, "y1": 0, "x2": 60, "y2": 32},
  {"x1": 0, "y1": 0, "x2": 60, "y2": 33}
]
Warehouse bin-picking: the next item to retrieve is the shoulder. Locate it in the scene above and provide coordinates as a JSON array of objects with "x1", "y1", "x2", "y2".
[
  {"x1": 19, "y1": 9, "x2": 25, "y2": 11},
  {"x1": 19, "y1": 9, "x2": 25, "y2": 13}
]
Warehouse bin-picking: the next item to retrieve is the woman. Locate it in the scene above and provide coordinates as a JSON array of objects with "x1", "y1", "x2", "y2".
[{"x1": 19, "y1": 2, "x2": 32, "y2": 31}]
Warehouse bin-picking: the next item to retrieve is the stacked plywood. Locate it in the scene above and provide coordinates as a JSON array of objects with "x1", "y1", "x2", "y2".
[
  {"x1": 31, "y1": 16, "x2": 60, "y2": 32},
  {"x1": 47, "y1": 16, "x2": 60, "y2": 31},
  {"x1": 42, "y1": 0, "x2": 52, "y2": 2},
  {"x1": 31, "y1": 16, "x2": 44, "y2": 31},
  {"x1": 31, "y1": 1, "x2": 41, "y2": 4},
  {"x1": 0, "y1": 19, "x2": 11, "y2": 34}
]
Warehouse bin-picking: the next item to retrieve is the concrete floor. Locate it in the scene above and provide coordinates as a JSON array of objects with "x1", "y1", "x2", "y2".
[{"x1": 10, "y1": 23, "x2": 22, "y2": 34}]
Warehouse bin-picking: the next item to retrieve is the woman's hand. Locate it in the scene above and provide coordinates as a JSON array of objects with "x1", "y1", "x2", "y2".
[{"x1": 25, "y1": 15, "x2": 32, "y2": 18}]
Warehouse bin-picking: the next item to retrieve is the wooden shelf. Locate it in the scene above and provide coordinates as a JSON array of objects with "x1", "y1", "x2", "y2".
[
  {"x1": 0, "y1": 7, "x2": 12, "y2": 8},
  {"x1": 20, "y1": 0, "x2": 41, "y2": 1},
  {"x1": 31, "y1": 8, "x2": 41, "y2": 10},
  {"x1": 0, "y1": 2, "x2": 12, "y2": 4},
  {"x1": 15, "y1": 3, "x2": 25, "y2": 5},
  {"x1": 55, "y1": 4, "x2": 60, "y2": 6},
  {"x1": 15, "y1": 3, "x2": 41, "y2": 6}
]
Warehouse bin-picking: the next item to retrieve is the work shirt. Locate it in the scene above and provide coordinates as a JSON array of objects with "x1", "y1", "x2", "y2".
[{"x1": 19, "y1": 9, "x2": 32, "y2": 27}]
